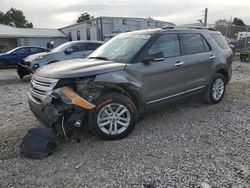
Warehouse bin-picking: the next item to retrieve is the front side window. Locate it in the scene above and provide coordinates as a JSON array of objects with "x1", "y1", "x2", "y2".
[
  {"x1": 88, "y1": 34, "x2": 151, "y2": 63},
  {"x1": 181, "y1": 33, "x2": 208, "y2": 55},
  {"x1": 14, "y1": 48, "x2": 29, "y2": 54},
  {"x1": 148, "y1": 34, "x2": 180, "y2": 58}
]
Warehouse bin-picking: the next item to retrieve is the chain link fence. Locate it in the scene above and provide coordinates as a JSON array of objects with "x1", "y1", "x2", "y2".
[{"x1": 208, "y1": 24, "x2": 250, "y2": 52}]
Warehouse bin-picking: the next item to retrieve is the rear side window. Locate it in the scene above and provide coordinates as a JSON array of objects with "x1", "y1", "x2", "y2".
[
  {"x1": 30, "y1": 47, "x2": 43, "y2": 53},
  {"x1": 86, "y1": 43, "x2": 102, "y2": 51},
  {"x1": 181, "y1": 34, "x2": 210, "y2": 55},
  {"x1": 211, "y1": 34, "x2": 230, "y2": 49},
  {"x1": 148, "y1": 34, "x2": 180, "y2": 58},
  {"x1": 72, "y1": 43, "x2": 86, "y2": 52}
]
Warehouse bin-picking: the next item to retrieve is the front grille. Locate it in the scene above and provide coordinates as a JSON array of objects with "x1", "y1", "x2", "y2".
[{"x1": 30, "y1": 75, "x2": 58, "y2": 102}]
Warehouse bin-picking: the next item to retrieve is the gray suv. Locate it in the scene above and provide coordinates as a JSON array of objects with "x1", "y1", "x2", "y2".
[{"x1": 28, "y1": 27, "x2": 233, "y2": 140}]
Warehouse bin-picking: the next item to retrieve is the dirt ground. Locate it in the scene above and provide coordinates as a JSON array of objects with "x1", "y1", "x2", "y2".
[{"x1": 0, "y1": 60, "x2": 250, "y2": 187}]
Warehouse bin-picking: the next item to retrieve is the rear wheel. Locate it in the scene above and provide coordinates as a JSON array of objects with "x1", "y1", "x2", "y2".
[
  {"x1": 89, "y1": 93, "x2": 138, "y2": 140},
  {"x1": 204, "y1": 73, "x2": 226, "y2": 104},
  {"x1": 0, "y1": 60, "x2": 8, "y2": 68}
]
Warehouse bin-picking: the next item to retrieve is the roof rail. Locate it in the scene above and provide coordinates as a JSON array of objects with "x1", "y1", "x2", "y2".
[{"x1": 162, "y1": 26, "x2": 216, "y2": 31}]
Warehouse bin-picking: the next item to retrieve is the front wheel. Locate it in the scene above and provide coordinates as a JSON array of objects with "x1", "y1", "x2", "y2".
[
  {"x1": 204, "y1": 73, "x2": 226, "y2": 104},
  {"x1": 89, "y1": 93, "x2": 138, "y2": 140}
]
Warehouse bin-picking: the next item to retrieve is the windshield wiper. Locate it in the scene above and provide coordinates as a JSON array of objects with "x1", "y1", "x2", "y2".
[{"x1": 88, "y1": 56, "x2": 109, "y2": 61}]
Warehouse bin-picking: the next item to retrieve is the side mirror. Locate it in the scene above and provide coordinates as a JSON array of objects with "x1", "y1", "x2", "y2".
[
  {"x1": 64, "y1": 48, "x2": 74, "y2": 55},
  {"x1": 12, "y1": 52, "x2": 17, "y2": 55},
  {"x1": 143, "y1": 52, "x2": 165, "y2": 63}
]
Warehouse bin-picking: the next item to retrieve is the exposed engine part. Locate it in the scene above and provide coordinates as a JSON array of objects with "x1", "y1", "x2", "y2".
[
  {"x1": 75, "y1": 78, "x2": 102, "y2": 102},
  {"x1": 74, "y1": 120, "x2": 81, "y2": 127},
  {"x1": 61, "y1": 115, "x2": 68, "y2": 139}
]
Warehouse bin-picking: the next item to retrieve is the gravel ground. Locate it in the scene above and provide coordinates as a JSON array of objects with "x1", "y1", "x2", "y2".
[{"x1": 0, "y1": 60, "x2": 250, "y2": 187}]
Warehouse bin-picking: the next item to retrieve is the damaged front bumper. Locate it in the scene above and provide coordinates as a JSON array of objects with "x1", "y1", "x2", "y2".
[
  {"x1": 28, "y1": 87, "x2": 95, "y2": 137},
  {"x1": 17, "y1": 62, "x2": 33, "y2": 79}
]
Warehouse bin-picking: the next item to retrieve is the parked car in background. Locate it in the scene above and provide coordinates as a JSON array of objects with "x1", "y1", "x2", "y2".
[
  {"x1": 229, "y1": 37, "x2": 250, "y2": 52},
  {"x1": 28, "y1": 27, "x2": 233, "y2": 140},
  {"x1": 0, "y1": 46, "x2": 49, "y2": 68},
  {"x1": 17, "y1": 40, "x2": 104, "y2": 79}
]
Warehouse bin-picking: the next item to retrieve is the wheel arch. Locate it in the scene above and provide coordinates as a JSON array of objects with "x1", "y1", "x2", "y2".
[
  {"x1": 216, "y1": 68, "x2": 229, "y2": 84},
  {"x1": 100, "y1": 84, "x2": 145, "y2": 115}
]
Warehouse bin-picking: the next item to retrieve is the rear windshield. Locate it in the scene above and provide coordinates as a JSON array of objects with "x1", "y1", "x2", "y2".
[{"x1": 211, "y1": 34, "x2": 230, "y2": 49}]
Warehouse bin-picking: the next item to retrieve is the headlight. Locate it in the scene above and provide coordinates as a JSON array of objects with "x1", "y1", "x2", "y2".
[
  {"x1": 36, "y1": 56, "x2": 44, "y2": 60},
  {"x1": 35, "y1": 54, "x2": 48, "y2": 60},
  {"x1": 49, "y1": 87, "x2": 95, "y2": 110},
  {"x1": 75, "y1": 77, "x2": 101, "y2": 102},
  {"x1": 33, "y1": 64, "x2": 39, "y2": 70}
]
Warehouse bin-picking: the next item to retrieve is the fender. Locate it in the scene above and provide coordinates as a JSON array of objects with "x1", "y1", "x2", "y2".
[{"x1": 94, "y1": 70, "x2": 145, "y2": 114}]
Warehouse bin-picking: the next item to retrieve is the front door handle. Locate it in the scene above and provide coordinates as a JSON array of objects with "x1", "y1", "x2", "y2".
[
  {"x1": 174, "y1": 61, "x2": 184, "y2": 66},
  {"x1": 209, "y1": 55, "x2": 216, "y2": 60}
]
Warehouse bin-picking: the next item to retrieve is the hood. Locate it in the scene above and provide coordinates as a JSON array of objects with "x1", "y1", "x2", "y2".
[
  {"x1": 25, "y1": 52, "x2": 49, "y2": 62},
  {"x1": 36, "y1": 58, "x2": 126, "y2": 79}
]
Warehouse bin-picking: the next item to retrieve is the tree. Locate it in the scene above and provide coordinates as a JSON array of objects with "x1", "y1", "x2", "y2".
[
  {"x1": 215, "y1": 19, "x2": 230, "y2": 26},
  {"x1": 215, "y1": 17, "x2": 247, "y2": 40},
  {"x1": 0, "y1": 8, "x2": 33, "y2": 28},
  {"x1": 232, "y1": 17, "x2": 245, "y2": 26},
  {"x1": 77, "y1": 12, "x2": 94, "y2": 23},
  {"x1": 214, "y1": 19, "x2": 230, "y2": 36}
]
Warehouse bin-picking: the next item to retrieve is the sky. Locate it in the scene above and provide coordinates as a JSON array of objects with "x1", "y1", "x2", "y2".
[{"x1": 0, "y1": 0, "x2": 249, "y2": 28}]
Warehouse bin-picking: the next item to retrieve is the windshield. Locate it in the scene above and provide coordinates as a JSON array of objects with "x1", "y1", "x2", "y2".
[
  {"x1": 50, "y1": 42, "x2": 73, "y2": 53},
  {"x1": 88, "y1": 34, "x2": 151, "y2": 63},
  {"x1": 5, "y1": 47, "x2": 20, "y2": 54}
]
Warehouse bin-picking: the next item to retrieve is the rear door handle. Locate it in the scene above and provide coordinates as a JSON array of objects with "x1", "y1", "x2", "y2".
[
  {"x1": 209, "y1": 55, "x2": 216, "y2": 59},
  {"x1": 174, "y1": 61, "x2": 184, "y2": 66}
]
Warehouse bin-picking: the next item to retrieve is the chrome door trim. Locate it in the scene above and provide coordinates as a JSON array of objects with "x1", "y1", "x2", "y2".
[
  {"x1": 209, "y1": 55, "x2": 216, "y2": 59},
  {"x1": 174, "y1": 62, "x2": 185, "y2": 66},
  {"x1": 146, "y1": 86, "x2": 205, "y2": 104}
]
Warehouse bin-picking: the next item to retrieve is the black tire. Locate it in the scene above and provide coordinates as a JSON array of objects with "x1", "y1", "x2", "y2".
[
  {"x1": 89, "y1": 93, "x2": 138, "y2": 140},
  {"x1": 204, "y1": 73, "x2": 226, "y2": 104},
  {"x1": 0, "y1": 60, "x2": 8, "y2": 68}
]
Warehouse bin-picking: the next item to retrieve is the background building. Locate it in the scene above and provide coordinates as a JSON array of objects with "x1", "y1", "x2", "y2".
[
  {"x1": 0, "y1": 24, "x2": 68, "y2": 53},
  {"x1": 0, "y1": 17, "x2": 175, "y2": 52},
  {"x1": 60, "y1": 16, "x2": 175, "y2": 41}
]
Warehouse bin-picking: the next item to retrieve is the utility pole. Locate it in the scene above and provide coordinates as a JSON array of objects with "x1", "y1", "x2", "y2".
[
  {"x1": 244, "y1": 26, "x2": 248, "y2": 49},
  {"x1": 204, "y1": 8, "x2": 208, "y2": 27}
]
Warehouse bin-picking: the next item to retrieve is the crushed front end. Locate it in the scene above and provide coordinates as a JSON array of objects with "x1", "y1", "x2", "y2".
[{"x1": 28, "y1": 75, "x2": 100, "y2": 139}]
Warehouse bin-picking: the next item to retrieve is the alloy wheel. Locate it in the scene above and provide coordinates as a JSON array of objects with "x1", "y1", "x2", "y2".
[
  {"x1": 97, "y1": 103, "x2": 131, "y2": 135},
  {"x1": 212, "y1": 78, "x2": 225, "y2": 101}
]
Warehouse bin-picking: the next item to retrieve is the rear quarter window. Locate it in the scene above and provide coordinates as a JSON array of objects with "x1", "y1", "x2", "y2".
[{"x1": 211, "y1": 34, "x2": 230, "y2": 49}]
